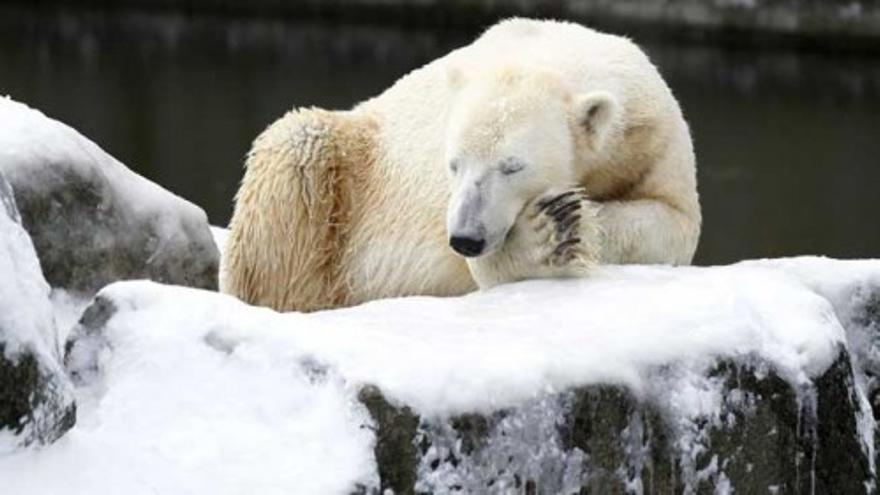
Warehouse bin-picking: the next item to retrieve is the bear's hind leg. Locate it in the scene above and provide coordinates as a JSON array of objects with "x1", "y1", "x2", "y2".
[{"x1": 221, "y1": 108, "x2": 376, "y2": 312}]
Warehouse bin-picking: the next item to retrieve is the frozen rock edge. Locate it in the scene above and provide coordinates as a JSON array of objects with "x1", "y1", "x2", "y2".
[
  {"x1": 57, "y1": 258, "x2": 880, "y2": 494},
  {"x1": 360, "y1": 350, "x2": 870, "y2": 494},
  {"x1": 0, "y1": 96, "x2": 219, "y2": 295},
  {"x1": 0, "y1": 171, "x2": 76, "y2": 451}
]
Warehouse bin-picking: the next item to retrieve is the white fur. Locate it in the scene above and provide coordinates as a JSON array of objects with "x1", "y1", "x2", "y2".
[
  {"x1": 223, "y1": 18, "x2": 701, "y2": 311},
  {"x1": 356, "y1": 18, "x2": 700, "y2": 289}
]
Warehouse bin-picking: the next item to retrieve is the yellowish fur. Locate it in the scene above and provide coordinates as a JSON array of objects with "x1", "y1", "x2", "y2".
[{"x1": 222, "y1": 109, "x2": 378, "y2": 312}]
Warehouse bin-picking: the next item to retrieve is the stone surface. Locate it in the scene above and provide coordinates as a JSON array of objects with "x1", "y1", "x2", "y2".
[
  {"x1": 359, "y1": 350, "x2": 874, "y2": 494},
  {"x1": 0, "y1": 171, "x2": 76, "y2": 450},
  {"x1": 64, "y1": 294, "x2": 118, "y2": 387},
  {"x1": 0, "y1": 348, "x2": 76, "y2": 449},
  {"x1": 0, "y1": 97, "x2": 220, "y2": 296}
]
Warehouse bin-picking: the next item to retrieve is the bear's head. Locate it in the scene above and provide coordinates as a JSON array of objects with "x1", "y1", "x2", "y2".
[{"x1": 444, "y1": 65, "x2": 620, "y2": 258}]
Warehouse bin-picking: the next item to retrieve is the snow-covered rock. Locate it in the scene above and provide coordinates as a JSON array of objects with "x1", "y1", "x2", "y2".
[
  {"x1": 362, "y1": 349, "x2": 870, "y2": 494},
  {"x1": 210, "y1": 226, "x2": 229, "y2": 257},
  {"x1": 3, "y1": 257, "x2": 869, "y2": 493},
  {"x1": 0, "y1": 96, "x2": 220, "y2": 296},
  {"x1": 0, "y1": 171, "x2": 75, "y2": 452}
]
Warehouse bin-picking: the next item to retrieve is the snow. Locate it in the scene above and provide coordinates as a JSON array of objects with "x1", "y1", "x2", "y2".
[
  {"x1": 210, "y1": 225, "x2": 229, "y2": 255},
  {"x1": 189, "y1": 260, "x2": 847, "y2": 415},
  {"x1": 0, "y1": 177, "x2": 57, "y2": 360},
  {"x1": 1, "y1": 256, "x2": 878, "y2": 492},
  {"x1": 4, "y1": 322, "x2": 377, "y2": 495},
  {"x1": 415, "y1": 393, "x2": 586, "y2": 493},
  {"x1": 0, "y1": 174, "x2": 73, "y2": 452},
  {"x1": 49, "y1": 289, "x2": 92, "y2": 345},
  {"x1": 751, "y1": 257, "x2": 880, "y2": 473}
]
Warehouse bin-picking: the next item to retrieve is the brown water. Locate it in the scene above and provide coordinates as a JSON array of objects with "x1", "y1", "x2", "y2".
[{"x1": 2, "y1": 7, "x2": 879, "y2": 265}]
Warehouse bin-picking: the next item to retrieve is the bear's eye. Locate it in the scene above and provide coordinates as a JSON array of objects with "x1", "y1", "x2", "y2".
[
  {"x1": 499, "y1": 158, "x2": 525, "y2": 176},
  {"x1": 449, "y1": 159, "x2": 460, "y2": 175}
]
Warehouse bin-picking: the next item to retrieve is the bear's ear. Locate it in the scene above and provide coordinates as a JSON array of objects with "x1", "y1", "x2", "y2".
[{"x1": 573, "y1": 91, "x2": 621, "y2": 150}]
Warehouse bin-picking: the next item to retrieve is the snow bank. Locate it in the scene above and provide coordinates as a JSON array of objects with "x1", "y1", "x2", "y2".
[
  {"x1": 1, "y1": 257, "x2": 878, "y2": 492},
  {"x1": 7, "y1": 308, "x2": 378, "y2": 495},
  {"x1": 122, "y1": 260, "x2": 853, "y2": 416}
]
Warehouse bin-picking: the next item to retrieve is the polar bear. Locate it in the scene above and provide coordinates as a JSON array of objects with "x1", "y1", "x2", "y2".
[{"x1": 221, "y1": 18, "x2": 701, "y2": 312}]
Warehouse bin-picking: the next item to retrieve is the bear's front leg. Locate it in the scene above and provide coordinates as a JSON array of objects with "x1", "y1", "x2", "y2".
[{"x1": 466, "y1": 188, "x2": 603, "y2": 288}]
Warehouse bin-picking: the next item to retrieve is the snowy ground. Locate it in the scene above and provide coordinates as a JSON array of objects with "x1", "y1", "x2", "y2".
[{"x1": 1, "y1": 256, "x2": 878, "y2": 494}]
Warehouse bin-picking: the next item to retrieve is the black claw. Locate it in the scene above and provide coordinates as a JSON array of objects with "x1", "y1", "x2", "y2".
[
  {"x1": 547, "y1": 198, "x2": 574, "y2": 217},
  {"x1": 553, "y1": 237, "x2": 581, "y2": 257},
  {"x1": 556, "y1": 214, "x2": 581, "y2": 236},
  {"x1": 537, "y1": 191, "x2": 577, "y2": 212},
  {"x1": 550, "y1": 200, "x2": 581, "y2": 221}
]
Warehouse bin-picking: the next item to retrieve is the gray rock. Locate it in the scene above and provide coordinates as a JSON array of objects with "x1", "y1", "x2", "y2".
[
  {"x1": 0, "y1": 171, "x2": 76, "y2": 450},
  {"x1": 0, "y1": 98, "x2": 219, "y2": 296},
  {"x1": 0, "y1": 349, "x2": 77, "y2": 449},
  {"x1": 64, "y1": 294, "x2": 118, "y2": 387},
  {"x1": 359, "y1": 348, "x2": 874, "y2": 494},
  {"x1": 358, "y1": 386, "x2": 420, "y2": 493}
]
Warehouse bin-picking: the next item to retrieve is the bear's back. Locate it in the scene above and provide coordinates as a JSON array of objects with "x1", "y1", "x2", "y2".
[
  {"x1": 362, "y1": 18, "x2": 676, "y2": 137},
  {"x1": 358, "y1": 18, "x2": 679, "y2": 180},
  {"x1": 367, "y1": 19, "x2": 665, "y2": 110}
]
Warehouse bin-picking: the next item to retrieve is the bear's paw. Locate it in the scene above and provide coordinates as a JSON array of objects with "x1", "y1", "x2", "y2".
[{"x1": 532, "y1": 188, "x2": 602, "y2": 274}]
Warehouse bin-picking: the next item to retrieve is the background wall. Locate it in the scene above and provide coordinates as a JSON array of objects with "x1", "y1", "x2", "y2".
[{"x1": 12, "y1": 0, "x2": 880, "y2": 49}]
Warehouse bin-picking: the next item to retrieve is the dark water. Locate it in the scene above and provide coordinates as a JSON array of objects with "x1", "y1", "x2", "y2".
[{"x1": 2, "y1": 7, "x2": 879, "y2": 265}]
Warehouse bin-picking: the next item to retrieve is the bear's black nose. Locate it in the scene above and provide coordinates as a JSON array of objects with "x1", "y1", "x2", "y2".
[{"x1": 449, "y1": 236, "x2": 485, "y2": 257}]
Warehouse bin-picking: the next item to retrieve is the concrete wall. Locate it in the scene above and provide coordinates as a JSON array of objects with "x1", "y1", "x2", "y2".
[{"x1": 15, "y1": 0, "x2": 880, "y2": 49}]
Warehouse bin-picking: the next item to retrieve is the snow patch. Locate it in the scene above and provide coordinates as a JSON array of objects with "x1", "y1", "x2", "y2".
[
  {"x1": 50, "y1": 289, "x2": 92, "y2": 345},
  {"x1": 416, "y1": 393, "x2": 586, "y2": 494},
  {"x1": 0, "y1": 180, "x2": 57, "y2": 360},
  {"x1": 210, "y1": 225, "x2": 229, "y2": 256}
]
